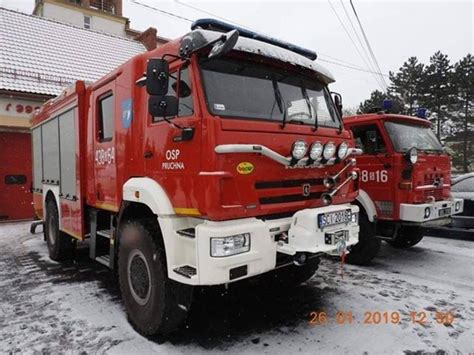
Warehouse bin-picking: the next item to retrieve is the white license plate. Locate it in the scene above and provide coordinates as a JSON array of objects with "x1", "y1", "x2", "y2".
[
  {"x1": 439, "y1": 207, "x2": 451, "y2": 217},
  {"x1": 318, "y1": 209, "x2": 352, "y2": 228}
]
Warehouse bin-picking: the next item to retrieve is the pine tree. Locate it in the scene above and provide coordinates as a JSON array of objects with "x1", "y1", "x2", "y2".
[
  {"x1": 388, "y1": 57, "x2": 425, "y2": 115},
  {"x1": 420, "y1": 51, "x2": 456, "y2": 140},
  {"x1": 452, "y1": 54, "x2": 473, "y2": 172},
  {"x1": 358, "y1": 90, "x2": 404, "y2": 114}
]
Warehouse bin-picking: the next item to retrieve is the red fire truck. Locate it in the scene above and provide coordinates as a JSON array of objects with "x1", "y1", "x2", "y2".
[
  {"x1": 31, "y1": 19, "x2": 362, "y2": 335},
  {"x1": 343, "y1": 112, "x2": 464, "y2": 262}
]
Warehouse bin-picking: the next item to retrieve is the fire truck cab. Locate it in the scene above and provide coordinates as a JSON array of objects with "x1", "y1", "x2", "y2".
[
  {"x1": 31, "y1": 19, "x2": 362, "y2": 335},
  {"x1": 344, "y1": 113, "x2": 464, "y2": 257}
]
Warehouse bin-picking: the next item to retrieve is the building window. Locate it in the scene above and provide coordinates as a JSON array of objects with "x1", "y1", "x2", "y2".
[
  {"x1": 98, "y1": 93, "x2": 114, "y2": 141},
  {"x1": 84, "y1": 15, "x2": 91, "y2": 29}
]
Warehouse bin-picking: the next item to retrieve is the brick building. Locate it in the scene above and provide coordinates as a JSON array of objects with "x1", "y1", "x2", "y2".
[{"x1": 0, "y1": 0, "x2": 164, "y2": 221}]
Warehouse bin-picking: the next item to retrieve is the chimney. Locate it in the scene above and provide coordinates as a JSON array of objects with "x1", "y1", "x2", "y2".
[{"x1": 136, "y1": 27, "x2": 158, "y2": 51}]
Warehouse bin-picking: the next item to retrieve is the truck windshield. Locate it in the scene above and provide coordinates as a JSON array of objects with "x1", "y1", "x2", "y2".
[
  {"x1": 199, "y1": 58, "x2": 340, "y2": 128},
  {"x1": 384, "y1": 121, "x2": 443, "y2": 152}
]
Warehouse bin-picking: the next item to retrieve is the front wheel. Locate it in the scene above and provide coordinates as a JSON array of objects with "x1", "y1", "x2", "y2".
[
  {"x1": 346, "y1": 212, "x2": 381, "y2": 265},
  {"x1": 386, "y1": 226, "x2": 424, "y2": 248},
  {"x1": 118, "y1": 220, "x2": 193, "y2": 336}
]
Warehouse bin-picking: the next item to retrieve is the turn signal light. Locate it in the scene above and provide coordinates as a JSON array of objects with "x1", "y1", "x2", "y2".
[{"x1": 398, "y1": 182, "x2": 412, "y2": 190}]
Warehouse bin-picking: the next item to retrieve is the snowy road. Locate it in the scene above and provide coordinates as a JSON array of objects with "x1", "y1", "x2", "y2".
[{"x1": 0, "y1": 221, "x2": 472, "y2": 354}]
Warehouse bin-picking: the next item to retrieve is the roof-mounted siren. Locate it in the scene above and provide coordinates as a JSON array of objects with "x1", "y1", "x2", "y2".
[
  {"x1": 416, "y1": 107, "x2": 427, "y2": 119},
  {"x1": 191, "y1": 18, "x2": 317, "y2": 61}
]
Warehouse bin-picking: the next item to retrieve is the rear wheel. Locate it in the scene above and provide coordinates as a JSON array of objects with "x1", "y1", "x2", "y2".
[
  {"x1": 346, "y1": 212, "x2": 381, "y2": 265},
  {"x1": 118, "y1": 220, "x2": 193, "y2": 336},
  {"x1": 44, "y1": 198, "x2": 74, "y2": 261},
  {"x1": 386, "y1": 226, "x2": 424, "y2": 248}
]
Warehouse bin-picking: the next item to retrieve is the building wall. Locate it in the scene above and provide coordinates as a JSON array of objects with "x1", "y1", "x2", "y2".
[
  {"x1": 0, "y1": 96, "x2": 45, "y2": 130},
  {"x1": 42, "y1": 2, "x2": 126, "y2": 36}
]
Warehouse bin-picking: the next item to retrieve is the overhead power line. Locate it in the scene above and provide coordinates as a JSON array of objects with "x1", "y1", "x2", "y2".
[
  {"x1": 318, "y1": 58, "x2": 390, "y2": 77},
  {"x1": 349, "y1": 0, "x2": 389, "y2": 89},
  {"x1": 338, "y1": 0, "x2": 384, "y2": 88},
  {"x1": 327, "y1": 0, "x2": 386, "y2": 91},
  {"x1": 130, "y1": 0, "x2": 193, "y2": 23}
]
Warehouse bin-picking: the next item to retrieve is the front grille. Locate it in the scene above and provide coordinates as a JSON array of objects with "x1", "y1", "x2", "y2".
[
  {"x1": 259, "y1": 192, "x2": 324, "y2": 205},
  {"x1": 255, "y1": 178, "x2": 325, "y2": 189},
  {"x1": 423, "y1": 189, "x2": 443, "y2": 201},
  {"x1": 424, "y1": 172, "x2": 444, "y2": 185},
  {"x1": 256, "y1": 178, "x2": 326, "y2": 205}
]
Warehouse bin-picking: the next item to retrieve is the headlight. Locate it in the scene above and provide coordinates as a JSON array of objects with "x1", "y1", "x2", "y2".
[
  {"x1": 323, "y1": 142, "x2": 336, "y2": 160},
  {"x1": 210, "y1": 233, "x2": 250, "y2": 257},
  {"x1": 291, "y1": 140, "x2": 308, "y2": 160},
  {"x1": 309, "y1": 141, "x2": 323, "y2": 160},
  {"x1": 424, "y1": 207, "x2": 431, "y2": 219},
  {"x1": 455, "y1": 201, "x2": 461, "y2": 211},
  {"x1": 338, "y1": 142, "x2": 349, "y2": 160},
  {"x1": 407, "y1": 147, "x2": 418, "y2": 164}
]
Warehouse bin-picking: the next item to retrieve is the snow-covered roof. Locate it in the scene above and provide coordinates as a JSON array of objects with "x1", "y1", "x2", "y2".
[
  {"x1": 0, "y1": 7, "x2": 145, "y2": 96},
  {"x1": 188, "y1": 29, "x2": 336, "y2": 84}
]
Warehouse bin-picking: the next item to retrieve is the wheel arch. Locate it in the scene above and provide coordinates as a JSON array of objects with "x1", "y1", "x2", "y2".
[{"x1": 355, "y1": 189, "x2": 377, "y2": 222}]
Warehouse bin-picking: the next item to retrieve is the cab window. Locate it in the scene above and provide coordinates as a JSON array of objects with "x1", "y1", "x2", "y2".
[
  {"x1": 152, "y1": 67, "x2": 194, "y2": 122},
  {"x1": 351, "y1": 124, "x2": 386, "y2": 154},
  {"x1": 97, "y1": 93, "x2": 114, "y2": 141}
]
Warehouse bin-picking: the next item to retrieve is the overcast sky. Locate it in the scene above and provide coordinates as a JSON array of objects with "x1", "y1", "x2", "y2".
[{"x1": 1, "y1": 0, "x2": 472, "y2": 108}]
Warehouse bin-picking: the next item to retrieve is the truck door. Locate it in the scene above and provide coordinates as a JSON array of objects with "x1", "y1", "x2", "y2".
[
  {"x1": 143, "y1": 64, "x2": 201, "y2": 212},
  {"x1": 92, "y1": 83, "x2": 118, "y2": 212},
  {"x1": 351, "y1": 124, "x2": 394, "y2": 219}
]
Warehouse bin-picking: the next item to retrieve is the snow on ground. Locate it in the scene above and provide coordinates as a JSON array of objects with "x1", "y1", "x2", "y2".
[{"x1": 0, "y1": 221, "x2": 472, "y2": 354}]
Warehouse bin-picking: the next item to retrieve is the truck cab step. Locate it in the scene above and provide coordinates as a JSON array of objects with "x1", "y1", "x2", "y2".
[
  {"x1": 97, "y1": 229, "x2": 112, "y2": 238},
  {"x1": 173, "y1": 265, "x2": 197, "y2": 278},
  {"x1": 95, "y1": 255, "x2": 111, "y2": 267}
]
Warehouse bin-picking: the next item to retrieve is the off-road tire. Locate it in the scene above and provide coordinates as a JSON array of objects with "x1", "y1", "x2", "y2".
[
  {"x1": 118, "y1": 220, "x2": 193, "y2": 336},
  {"x1": 264, "y1": 257, "x2": 320, "y2": 288},
  {"x1": 386, "y1": 226, "x2": 424, "y2": 248},
  {"x1": 346, "y1": 212, "x2": 381, "y2": 265},
  {"x1": 44, "y1": 198, "x2": 74, "y2": 261}
]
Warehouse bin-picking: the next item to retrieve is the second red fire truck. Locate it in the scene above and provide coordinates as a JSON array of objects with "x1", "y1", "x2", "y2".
[
  {"x1": 343, "y1": 112, "x2": 464, "y2": 263},
  {"x1": 31, "y1": 19, "x2": 363, "y2": 335}
]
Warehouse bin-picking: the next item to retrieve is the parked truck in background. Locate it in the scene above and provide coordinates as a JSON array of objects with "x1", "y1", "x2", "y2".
[
  {"x1": 343, "y1": 112, "x2": 464, "y2": 263},
  {"x1": 31, "y1": 19, "x2": 362, "y2": 335}
]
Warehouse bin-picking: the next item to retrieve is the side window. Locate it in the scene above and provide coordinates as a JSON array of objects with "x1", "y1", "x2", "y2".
[
  {"x1": 351, "y1": 124, "x2": 386, "y2": 154},
  {"x1": 152, "y1": 67, "x2": 194, "y2": 122},
  {"x1": 98, "y1": 93, "x2": 114, "y2": 141}
]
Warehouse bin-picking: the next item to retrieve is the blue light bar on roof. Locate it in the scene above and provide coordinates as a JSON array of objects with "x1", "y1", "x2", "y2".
[{"x1": 191, "y1": 18, "x2": 318, "y2": 61}]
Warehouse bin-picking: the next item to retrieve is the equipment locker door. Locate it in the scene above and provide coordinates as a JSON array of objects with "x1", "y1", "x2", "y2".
[{"x1": 92, "y1": 83, "x2": 119, "y2": 212}]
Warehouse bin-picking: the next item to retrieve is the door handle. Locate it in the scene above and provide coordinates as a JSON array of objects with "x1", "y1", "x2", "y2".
[{"x1": 144, "y1": 151, "x2": 153, "y2": 158}]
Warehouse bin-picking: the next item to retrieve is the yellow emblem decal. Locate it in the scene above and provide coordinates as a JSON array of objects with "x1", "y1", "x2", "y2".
[{"x1": 236, "y1": 162, "x2": 254, "y2": 175}]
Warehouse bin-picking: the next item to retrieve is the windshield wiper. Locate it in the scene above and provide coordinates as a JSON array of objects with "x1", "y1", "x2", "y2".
[
  {"x1": 302, "y1": 87, "x2": 317, "y2": 131},
  {"x1": 272, "y1": 78, "x2": 287, "y2": 129}
]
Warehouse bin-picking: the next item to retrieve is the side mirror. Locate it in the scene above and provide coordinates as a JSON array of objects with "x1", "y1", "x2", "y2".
[
  {"x1": 149, "y1": 95, "x2": 178, "y2": 118},
  {"x1": 332, "y1": 92, "x2": 343, "y2": 117},
  {"x1": 146, "y1": 59, "x2": 169, "y2": 96},
  {"x1": 208, "y1": 29, "x2": 239, "y2": 59}
]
